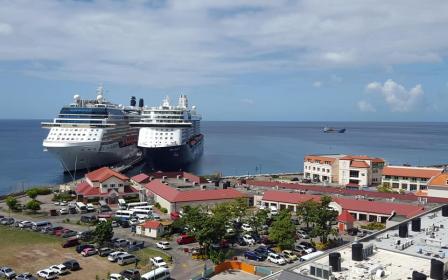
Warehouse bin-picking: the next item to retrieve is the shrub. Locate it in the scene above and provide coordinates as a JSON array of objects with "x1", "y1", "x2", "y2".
[
  {"x1": 155, "y1": 202, "x2": 161, "y2": 209},
  {"x1": 52, "y1": 192, "x2": 73, "y2": 202},
  {"x1": 314, "y1": 242, "x2": 328, "y2": 251},
  {"x1": 161, "y1": 207, "x2": 168, "y2": 214},
  {"x1": 361, "y1": 222, "x2": 385, "y2": 230},
  {"x1": 5, "y1": 196, "x2": 18, "y2": 211},
  {"x1": 26, "y1": 200, "x2": 41, "y2": 213}
]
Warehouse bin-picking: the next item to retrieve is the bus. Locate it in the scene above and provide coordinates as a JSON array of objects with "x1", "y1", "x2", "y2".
[
  {"x1": 75, "y1": 202, "x2": 87, "y2": 214},
  {"x1": 118, "y1": 199, "x2": 127, "y2": 210},
  {"x1": 126, "y1": 202, "x2": 149, "y2": 210},
  {"x1": 131, "y1": 208, "x2": 153, "y2": 219},
  {"x1": 133, "y1": 205, "x2": 153, "y2": 211},
  {"x1": 140, "y1": 267, "x2": 170, "y2": 280},
  {"x1": 114, "y1": 210, "x2": 133, "y2": 221}
]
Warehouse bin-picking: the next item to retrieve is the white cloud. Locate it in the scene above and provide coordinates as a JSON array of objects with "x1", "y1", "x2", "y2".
[
  {"x1": 357, "y1": 100, "x2": 376, "y2": 112},
  {"x1": 313, "y1": 81, "x2": 322, "y2": 88},
  {"x1": 0, "y1": 1, "x2": 448, "y2": 87},
  {"x1": 240, "y1": 98, "x2": 254, "y2": 104},
  {"x1": 365, "y1": 79, "x2": 424, "y2": 112}
]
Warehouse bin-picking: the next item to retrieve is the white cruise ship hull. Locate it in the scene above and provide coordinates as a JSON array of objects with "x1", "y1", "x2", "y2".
[{"x1": 43, "y1": 141, "x2": 139, "y2": 172}]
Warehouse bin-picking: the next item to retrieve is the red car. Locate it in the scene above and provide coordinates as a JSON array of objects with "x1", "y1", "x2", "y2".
[
  {"x1": 62, "y1": 237, "x2": 79, "y2": 248},
  {"x1": 176, "y1": 234, "x2": 196, "y2": 245}
]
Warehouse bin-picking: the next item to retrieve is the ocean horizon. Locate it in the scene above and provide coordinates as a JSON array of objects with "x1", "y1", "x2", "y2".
[{"x1": 0, "y1": 119, "x2": 447, "y2": 195}]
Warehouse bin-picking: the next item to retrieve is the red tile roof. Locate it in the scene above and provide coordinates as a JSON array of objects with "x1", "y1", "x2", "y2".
[
  {"x1": 245, "y1": 180, "x2": 448, "y2": 204},
  {"x1": 140, "y1": 220, "x2": 162, "y2": 229},
  {"x1": 262, "y1": 191, "x2": 320, "y2": 204},
  {"x1": 145, "y1": 179, "x2": 245, "y2": 203},
  {"x1": 131, "y1": 173, "x2": 150, "y2": 183},
  {"x1": 340, "y1": 155, "x2": 384, "y2": 163},
  {"x1": 350, "y1": 161, "x2": 370, "y2": 168},
  {"x1": 304, "y1": 155, "x2": 337, "y2": 164},
  {"x1": 334, "y1": 197, "x2": 425, "y2": 218},
  {"x1": 147, "y1": 171, "x2": 205, "y2": 184},
  {"x1": 86, "y1": 167, "x2": 129, "y2": 182},
  {"x1": 383, "y1": 166, "x2": 442, "y2": 179},
  {"x1": 338, "y1": 210, "x2": 355, "y2": 223},
  {"x1": 428, "y1": 173, "x2": 448, "y2": 187}
]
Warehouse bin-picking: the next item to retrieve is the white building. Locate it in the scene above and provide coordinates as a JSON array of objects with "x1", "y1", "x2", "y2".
[
  {"x1": 303, "y1": 154, "x2": 344, "y2": 183},
  {"x1": 136, "y1": 220, "x2": 165, "y2": 238},
  {"x1": 382, "y1": 166, "x2": 443, "y2": 192},
  {"x1": 338, "y1": 155, "x2": 385, "y2": 187},
  {"x1": 304, "y1": 154, "x2": 385, "y2": 187}
]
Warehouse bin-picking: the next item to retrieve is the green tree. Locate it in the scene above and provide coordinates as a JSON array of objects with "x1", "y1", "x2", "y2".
[
  {"x1": 5, "y1": 196, "x2": 18, "y2": 211},
  {"x1": 310, "y1": 196, "x2": 338, "y2": 244},
  {"x1": 296, "y1": 199, "x2": 319, "y2": 230},
  {"x1": 229, "y1": 198, "x2": 248, "y2": 222},
  {"x1": 26, "y1": 189, "x2": 39, "y2": 200},
  {"x1": 26, "y1": 200, "x2": 41, "y2": 213},
  {"x1": 94, "y1": 221, "x2": 114, "y2": 246},
  {"x1": 249, "y1": 209, "x2": 269, "y2": 233},
  {"x1": 269, "y1": 210, "x2": 296, "y2": 250}
]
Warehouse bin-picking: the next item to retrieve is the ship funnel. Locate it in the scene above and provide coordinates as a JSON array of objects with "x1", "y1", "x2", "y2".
[
  {"x1": 138, "y1": 98, "x2": 144, "y2": 108},
  {"x1": 130, "y1": 96, "x2": 136, "y2": 107}
]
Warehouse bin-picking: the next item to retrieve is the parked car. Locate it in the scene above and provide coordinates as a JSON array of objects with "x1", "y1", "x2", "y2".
[
  {"x1": 59, "y1": 208, "x2": 69, "y2": 215},
  {"x1": 176, "y1": 234, "x2": 196, "y2": 245},
  {"x1": 235, "y1": 236, "x2": 247, "y2": 246},
  {"x1": 117, "y1": 254, "x2": 137, "y2": 266},
  {"x1": 62, "y1": 237, "x2": 79, "y2": 248},
  {"x1": 50, "y1": 226, "x2": 64, "y2": 235},
  {"x1": 299, "y1": 241, "x2": 315, "y2": 252},
  {"x1": 243, "y1": 251, "x2": 265, "y2": 261},
  {"x1": 80, "y1": 215, "x2": 97, "y2": 224},
  {"x1": 254, "y1": 246, "x2": 274, "y2": 258},
  {"x1": 98, "y1": 247, "x2": 114, "y2": 257},
  {"x1": 119, "y1": 220, "x2": 130, "y2": 228},
  {"x1": 81, "y1": 247, "x2": 97, "y2": 257},
  {"x1": 152, "y1": 213, "x2": 161, "y2": 220},
  {"x1": 109, "y1": 273, "x2": 122, "y2": 280},
  {"x1": 120, "y1": 269, "x2": 141, "y2": 280},
  {"x1": 127, "y1": 240, "x2": 145, "y2": 252},
  {"x1": 0, "y1": 217, "x2": 14, "y2": 225},
  {"x1": 15, "y1": 272, "x2": 37, "y2": 280},
  {"x1": 0, "y1": 267, "x2": 16, "y2": 279},
  {"x1": 296, "y1": 230, "x2": 309, "y2": 239},
  {"x1": 150, "y1": 256, "x2": 167, "y2": 268},
  {"x1": 76, "y1": 244, "x2": 95, "y2": 253},
  {"x1": 241, "y1": 223, "x2": 253, "y2": 232},
  {"x1": 62, "y1": 259, "x2": 80, "y2": 271},
  {"x1": 19, "y1": 221, "x2": 33, "y2": 228},
  {"x1": 156, "y1": 241, "x2": 171, "y2": 250},
  {"x1": 295, "y1": 244, "x2": 314, "y2": 254},
  {"x1": 347, "y1": 227, "x2": 359, "y2": 236},
  {"x1": 242, "y1": 234, "x2": 255, "y2": 245},
  {"x1": 86, "y1": 203, "x2": 95, "y2": 212},
  {"x1": 49, "y1": 264, "x2": 68, "y2": 275},
  {"x1": 68, "y1": 207, "x2": 77, "y2": 214},
  {"x1": 113, "y1": 238, "x2": 130, "y2": 248},
  {"x1": 62, "y1": 230, "x2": 78, "y2": 238},
  {"x1": 36, "y1": 269, "x2": 57, "y2": 280},
  {"x1": 267, "y1": 252, "x2": 287, "y2": 265},
  {"x1": 77, "y1": 230, "x2": 94, "y2": 241},
  {"x1": 282, "y1": 250, "x2": 298, "y2": 262},
  {"x1": 108, "y1": 251, "x2": 127, "y2": 262}
]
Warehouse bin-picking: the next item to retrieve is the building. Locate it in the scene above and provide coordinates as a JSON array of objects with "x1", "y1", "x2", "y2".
[
  {"x1": 303, "y1": 154, "x2": 343, "y2": 183},
  {"x1": 75, "y1": 167, "x2": 138, "y2": 204},
  {"x1": 382, "y1": 165, "x2": 442, "y2": 192},
  {"x1": 337, "y1": 210, "x2": 355, "y2": 233},
  {"x1": 338, "y1": 155, "x2": 385, "y2": 187},
  {"x1": 144, "y1": 179, "x2": 246, "y2": 214},
  {"x1": 260, "y1": 190, "x2": 425, "y2": 223},
  {"x1": 427, "y1": 172, "x2": 448, "y2": 198},
  {"x1": 303, "y1": 154, "x2": 385, "y2": 187},
  {"x1": 136, "y1": 220, "x2": 166, "y2": 238}
]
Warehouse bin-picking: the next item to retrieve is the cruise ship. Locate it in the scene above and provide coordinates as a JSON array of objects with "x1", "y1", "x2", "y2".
[
  {"x1": 130, "y1": 95, "x2": 203, "y2": 170},
  {"x1": 42, "y1": 86, "x2": 142, "y2": 173}
]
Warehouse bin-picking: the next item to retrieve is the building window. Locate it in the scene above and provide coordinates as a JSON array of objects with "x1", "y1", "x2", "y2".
[
  {"x1": 350, "y1": 170, "x2": 360, "y2": 178},
  {"x1": 410, "y1": 184, "x2": 417, "y2": 191},
  {"x1": 110, "y1": 184, "x2": 115, "y2": 188}
]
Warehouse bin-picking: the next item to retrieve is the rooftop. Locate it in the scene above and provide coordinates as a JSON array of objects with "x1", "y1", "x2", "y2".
[
  {"x1": 86, "y1": 167, "x2": 129, "y2": 182},
  {"x1": 383, "y1": 166, "x2": 442, "y2": 179},
  {"x1": 131, "y1": 173, "x2": 150, "y2": 183},
  {"x1": 428, "y1": 172, "x2": 448, "y2": 187}
]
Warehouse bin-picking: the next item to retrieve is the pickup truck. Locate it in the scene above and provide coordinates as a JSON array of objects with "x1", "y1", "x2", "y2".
[{"x1": 127, "y1": 240, "x2": 145, "y2": 252}]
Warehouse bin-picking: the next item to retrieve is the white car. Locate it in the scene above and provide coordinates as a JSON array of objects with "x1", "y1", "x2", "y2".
[
  {"x1": 59, "y1": 208, "x2": 69, "y2": 215},
  {"x1": 59, "y1": 201, "x2": 68, "y2": 206},
  {"x1": 37, "y1": 269, "x2": 57, "y2": 280},
  {"x1": 156, "y1": 241, "x2": 171, "y2": 250},
  {"x1": 108, "y1": 251, "x2": 126, "y2": 262},
  {"x1": 86, "y1": 203, "x2": 95, "y2": 212},
  {"x1": 49, "y1": 264, "x2": 68, "y2": 275},
  {"x1": 19, "y1": 220, "x2": 33, "y2": 228},
  {"x1": 243, "y1": 234, "x2": 255, "y2": 245},
  {"x1": 152, "y1": 213, "x2": 161, "y2": 220},
  {"x1": 129, "y1": 218, "x2": 139, "y2": 226},
  {"x1": 150, "y1": 256, "x2": 167, "y2": 268},
  {"x1": 296, "y1": 230, "x2": 309, "y2": 239},
  {"x1": 267, "y1": 252, "x2": 287, "y2": 265},
  {"x1": 109, "y1": 273, "x2": 123, "y2": 280},
  {"x1": 242, "y1": 223, "x2": 253, "y2": 232}
]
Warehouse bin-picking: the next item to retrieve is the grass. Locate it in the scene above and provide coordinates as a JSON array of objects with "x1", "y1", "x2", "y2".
[
  {"x1": 0, "y1": 226, "x2": 61, "y2": 248},
  {"x1": 133, "y1": 248, "x2": 172, "y2": 270}
]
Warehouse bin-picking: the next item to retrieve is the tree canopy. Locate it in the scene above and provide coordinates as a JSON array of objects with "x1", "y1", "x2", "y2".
[
  {"x1": 5, "y1": 196, "x2": 18, "y2": 211},
  {"x1": 269, "y1": 210, "x2": 296, "y2": 250},
  {"x1": 94, "y1": 220, "x2": 114, "y2": 246}
]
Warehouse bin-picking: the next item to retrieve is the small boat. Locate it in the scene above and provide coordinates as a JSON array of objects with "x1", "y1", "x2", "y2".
[{"x1": 323, "y1": 127, "x2": 346, "y2": 133}]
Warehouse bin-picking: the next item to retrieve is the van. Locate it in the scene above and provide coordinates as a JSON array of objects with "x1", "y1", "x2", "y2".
[
  {"x1": 117, "y1": 253, "x2": 137, "y2": 265},
  {"x1": 140, "y1": 267, "x2": 170, "y2": 280},
  {"x1": 176, "y1": 234, "x2": 196, "y2": 245},
  {"x1": 32, "y1": 221, "x2": 52, "y2": 231}
]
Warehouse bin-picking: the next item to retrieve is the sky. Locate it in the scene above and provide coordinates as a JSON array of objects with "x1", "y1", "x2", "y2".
[{"x1": 0, "y1": 0, "x2": 448, "y2": 121}]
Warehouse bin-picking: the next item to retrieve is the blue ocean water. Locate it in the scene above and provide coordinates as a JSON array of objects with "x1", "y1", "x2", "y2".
[{"x1": 0, "y1": 120, "x2": 447, "y2": 194}]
